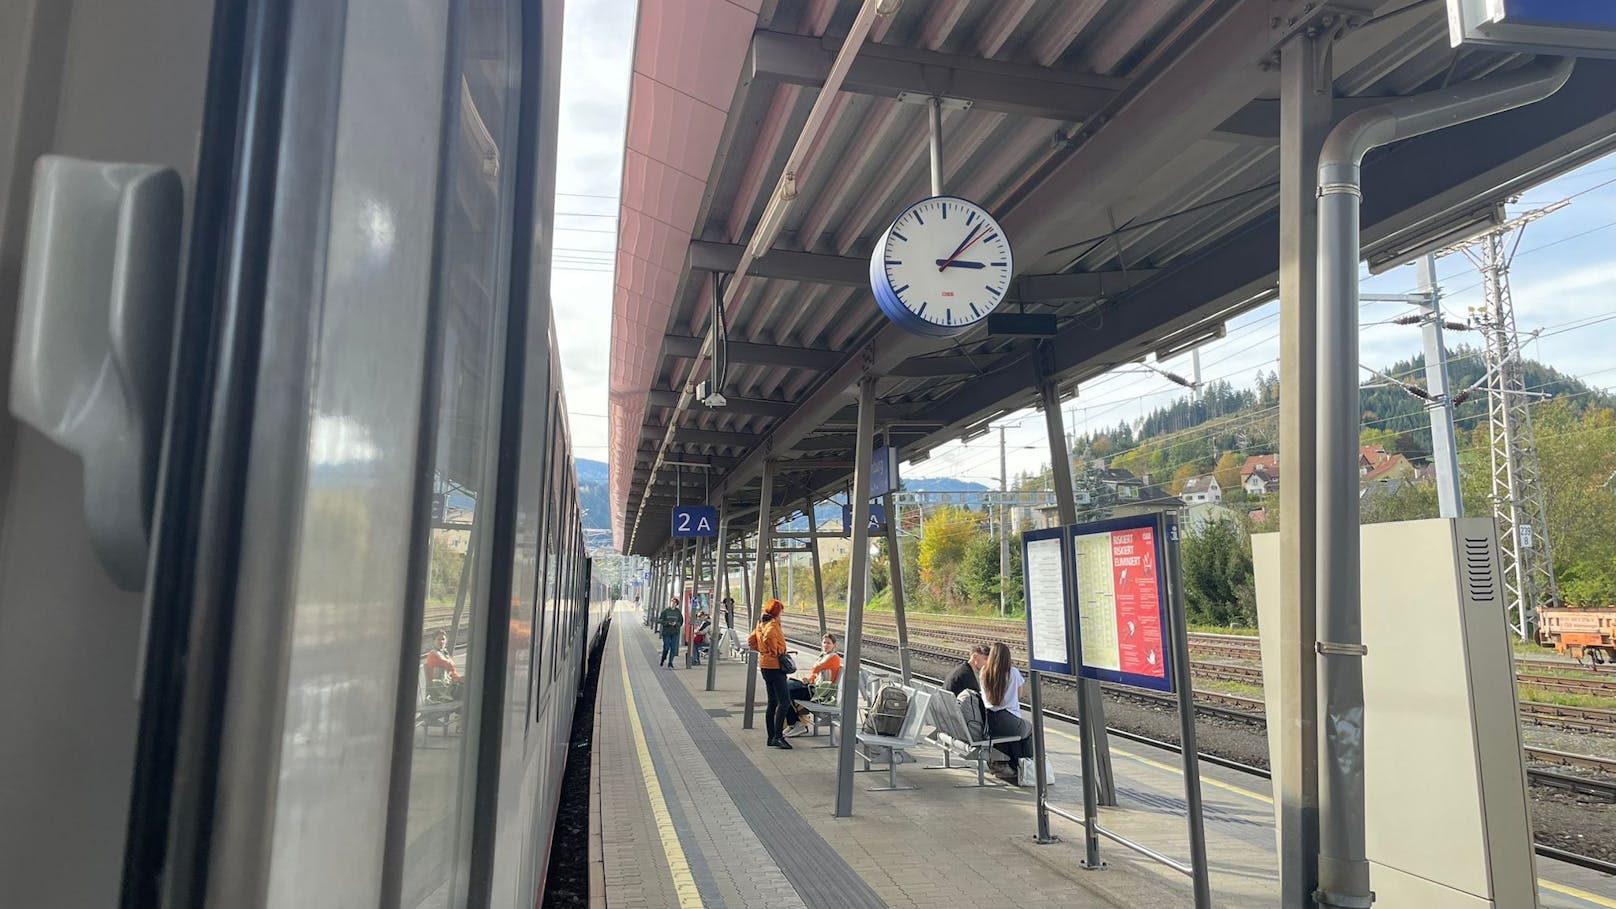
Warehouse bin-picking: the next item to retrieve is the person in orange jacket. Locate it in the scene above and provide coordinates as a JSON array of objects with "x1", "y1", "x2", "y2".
[{"x1": 747, "y1": 598, "x2": 793, "y2": 749}]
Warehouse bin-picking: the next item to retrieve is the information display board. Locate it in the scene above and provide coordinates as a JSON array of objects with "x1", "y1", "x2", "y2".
[
  {"x1": 1021, "y1": 527, "x2": 1073, "y2": 674},
  {"x1": 1070, "y1": 514, "x2": 1174, "y2": 692},
  {"x1": 869, "y1": 445, "x2": 899, "y2": 499}
]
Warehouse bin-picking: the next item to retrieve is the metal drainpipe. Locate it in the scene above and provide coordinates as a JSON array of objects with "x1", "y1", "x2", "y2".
[{"x1": 1313, "y1": 56, "x2": 1572, "y2": 909}]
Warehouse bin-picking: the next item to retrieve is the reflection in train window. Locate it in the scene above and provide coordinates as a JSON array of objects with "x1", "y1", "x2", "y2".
[{"x1": 403, "y1": 2, "x2": 519, "y2": 906}]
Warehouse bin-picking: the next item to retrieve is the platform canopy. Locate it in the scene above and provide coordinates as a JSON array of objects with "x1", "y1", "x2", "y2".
[{"x1": 607, "y1": 0, "x2": 1616, "y2": 556}]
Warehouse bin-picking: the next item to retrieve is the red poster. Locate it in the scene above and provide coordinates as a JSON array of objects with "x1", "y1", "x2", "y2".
[{"x1": 1110, "y1": 529, "x2": 1165, "y2": 679}]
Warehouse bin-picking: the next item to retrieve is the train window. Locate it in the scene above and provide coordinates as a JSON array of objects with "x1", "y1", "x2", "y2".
[{"x1": 399, "y1": 1, "x2": 521, "y2": 906}]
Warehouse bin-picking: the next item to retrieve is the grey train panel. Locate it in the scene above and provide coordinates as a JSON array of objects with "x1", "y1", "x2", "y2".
[{"x1": 0, "y1": 1, "x2": 214, "y2": 906}]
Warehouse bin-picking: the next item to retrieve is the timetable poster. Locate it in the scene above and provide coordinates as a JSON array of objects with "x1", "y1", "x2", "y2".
[
  {"x1": 1071, "y1": 517, "x2": 1174, "y2": 692},
  {"x1": 1022, "y1": 528, "x2": 1072, "y2": 673}
]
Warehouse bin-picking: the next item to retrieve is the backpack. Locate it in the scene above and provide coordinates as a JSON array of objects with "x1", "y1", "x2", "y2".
[
  {"x1": 861, "y1": 681, "x2": 909, "y2": 737},
  {"x1": 956, "y1": 690, "x2": 986, "y2": 742}
]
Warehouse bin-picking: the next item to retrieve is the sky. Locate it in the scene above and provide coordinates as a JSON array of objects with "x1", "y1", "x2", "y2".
[{"x1": 549, "y1": 0, "x2": 1616, "y2": 488}]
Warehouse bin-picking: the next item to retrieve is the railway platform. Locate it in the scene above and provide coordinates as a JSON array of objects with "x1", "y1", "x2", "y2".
[{"x1": 593, "y1": 605, "x2": 1616, "y2": 909}]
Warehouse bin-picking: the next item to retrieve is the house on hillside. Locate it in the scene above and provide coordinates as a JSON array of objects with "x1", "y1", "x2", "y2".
[
  {"x1": 1180, "y1": 474, "x2": 1222, "y2": 504},
  {"x1": 1360, "y1": 451, "x2": 1417, "y2": 496},
  {"x1": 1241, "y1": 454, "x2": 1280, "y2": 496}
]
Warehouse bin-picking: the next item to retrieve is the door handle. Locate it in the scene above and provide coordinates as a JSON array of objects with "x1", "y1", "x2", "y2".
[{"x1": 11, "y1": 155, "x2": 183, "y2": 590}]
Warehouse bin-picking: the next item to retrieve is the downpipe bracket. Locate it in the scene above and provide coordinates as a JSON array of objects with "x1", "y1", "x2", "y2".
[{"x1": 1315, "y1": 640, "x2": 1368, "y2": 657}]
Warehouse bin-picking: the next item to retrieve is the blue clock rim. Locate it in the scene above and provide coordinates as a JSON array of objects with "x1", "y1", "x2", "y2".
[{"x1": 869, "y1": 194, "x2": 1013, "y2": 339}]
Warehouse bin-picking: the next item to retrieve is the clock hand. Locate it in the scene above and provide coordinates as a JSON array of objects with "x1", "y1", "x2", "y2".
[
  {"x1": 933, "y1": 259, "x2": 986, "y2": 269},
  {"x1": 937, "y1": 224, "x2": 984, "y2": 271}
]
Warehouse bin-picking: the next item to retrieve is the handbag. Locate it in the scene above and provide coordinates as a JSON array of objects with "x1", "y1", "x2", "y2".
[{"x1": 778, "y1": 651, "x2": 797, "y2": 674}]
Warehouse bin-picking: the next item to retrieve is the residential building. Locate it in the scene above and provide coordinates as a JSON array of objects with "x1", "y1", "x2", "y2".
[
  {"x1": 1180, "y1": 474, "x2": 1222, "y2": 504},
  {"x1": 1241, "y1": 454, "x2": 1280, "y2": 496}
]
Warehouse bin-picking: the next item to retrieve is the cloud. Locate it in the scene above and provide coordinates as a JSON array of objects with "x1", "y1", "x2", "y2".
[{"x1": 550, "y1": 0, "x2": 636, "y2": 461}]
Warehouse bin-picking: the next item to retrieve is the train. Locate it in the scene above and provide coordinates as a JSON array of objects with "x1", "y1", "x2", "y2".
[
  {"x1": 1, "y1": 0, "x2": 610, "y2": 907},
  {"x1": 1536, "y1": 606, "x2": 1616, "y2": 665}
]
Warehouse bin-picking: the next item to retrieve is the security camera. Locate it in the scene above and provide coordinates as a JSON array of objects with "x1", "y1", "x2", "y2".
[{"x1": 697, "y1": 380, "x2": 726, "y2": 408}]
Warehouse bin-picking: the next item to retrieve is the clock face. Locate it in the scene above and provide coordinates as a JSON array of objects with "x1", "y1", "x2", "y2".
[{"x1": 869, "y1": 195, "x2": 1014, "y2": 337}]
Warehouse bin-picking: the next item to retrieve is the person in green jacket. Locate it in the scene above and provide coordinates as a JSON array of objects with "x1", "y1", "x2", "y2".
[{"x1": 658, "y1": 597, "x2": 684, "y2": 669}]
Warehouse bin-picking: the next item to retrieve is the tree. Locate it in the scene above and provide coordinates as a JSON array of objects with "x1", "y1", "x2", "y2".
[
  {"x1": 1214, "y1": 450, "x2": 1244, "y2": 492},
  {"x1": 1170, "y1": 462, "x2": 1201, "y2": 494},
  {"x1": 1181, "y1": 518, "x2": 1256, "y2": 628},
  {"x1": 1359, "y1": 481, "x2": 1439, "y2": 524},
  {"x1": 961, "y1": 532, "x2": 1000, "y2": 609},
  {"x1": 917, "y1": 506, "x2": 980, "y2": 609},
  {"x1": 1359, "y1": 426, "x2": 1400, "y2": 454}
]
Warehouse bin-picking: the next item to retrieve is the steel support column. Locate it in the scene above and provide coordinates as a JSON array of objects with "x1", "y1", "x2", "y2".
[
  {"x1": 1417, "y1": 256, "x2": 1463, "y2": 518},
  {"x1": 835, "y1": 377, "x2": 877, "y2": 818},
  {"x1": 1036, "y1": 343, "x2": 1115, "y2": 808},
  {"x1": 1276, "y1": 30, "x2": 1329, "y2": 906},
  {"x1": 805, "y1": 495, "x2": 827, "y2": 636},
  {"x1": 708, "y1": 505, "x2": 728, "y2": 690},
  {"x1": 884, "y1": 490, "x2": 912, "y2": 683},
  {"x1": 744, "y1": 463, "x2": 775, "y2": 731}
]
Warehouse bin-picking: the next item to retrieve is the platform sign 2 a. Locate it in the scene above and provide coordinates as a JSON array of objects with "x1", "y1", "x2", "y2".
[
  {"x1": 1069, "y1": 513, "x2": 1175, "y2": 693},
  {"x1": 670, "y1": 506, "x2": 718, "y2": 538},
  {"x1": 840, "y1": 502, "x2": 886, "y2": 535},
  {"x1": 1449, "y1": 0, "x2": 1616, "y2": 55}
]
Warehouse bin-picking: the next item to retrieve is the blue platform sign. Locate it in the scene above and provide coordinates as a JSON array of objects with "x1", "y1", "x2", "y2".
[
  {"x1": 670, "y1": 506, "x2": 718, "y2": 538},
  {"x1": 1449, "y1": 0, "x2": 1616, "y2": 55},
  {"x1": 840, "y1": 502, "x2": 886, "y2": 536},
  {"x1": 868, "y1": 445, "x2": 898, "y2": 499}
]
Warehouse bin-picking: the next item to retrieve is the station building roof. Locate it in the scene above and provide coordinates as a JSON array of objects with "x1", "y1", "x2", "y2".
[{"x1": 608, "y1": 0, "x2": 1616, "y2": 555}]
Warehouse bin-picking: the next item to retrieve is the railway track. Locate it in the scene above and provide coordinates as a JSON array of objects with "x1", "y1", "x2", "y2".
[
  {"x1": 819, "y1": 640, "x2": 1616, "y2": 874},
  {"x1": 780, "y1": 610, "x2": 1616, "y2": 707}
]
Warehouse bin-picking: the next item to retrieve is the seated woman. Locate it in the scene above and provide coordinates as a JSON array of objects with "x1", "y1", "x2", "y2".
[
  {"x1": 783, "y1": 632, "x2": 841, "y2": 737},
  {"x1": 424, "y1": 629, "x2": 463, "y2": 701},
  {"x1": 979, "y1": 642, "x2": 1033, "y2": 780}
]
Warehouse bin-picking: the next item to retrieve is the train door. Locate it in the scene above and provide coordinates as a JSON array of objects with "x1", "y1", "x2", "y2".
[
  {"x1": 0, "y1": 4, "x2": 216, "y2": 905},
  {"x1": 0, "y1": 0, "x2": 559, "y2": 907}
]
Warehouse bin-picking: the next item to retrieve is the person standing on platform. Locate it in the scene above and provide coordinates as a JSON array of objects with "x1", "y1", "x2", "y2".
[
  {"x1": 721, "y1": 595, "x2": 735, "y2": 630},
  {"x1": 658, "y1": 597, "x2": 683, "y2": 669},
  {"x1": 748, "y1": 598, "x2": 793, "y2": 749},
  {"x1": 979, "y1": 642, "x2": 1033, "y2": 778},
  {"x1": 945, "y1": 643, "x2": 991, "y2": 695}
]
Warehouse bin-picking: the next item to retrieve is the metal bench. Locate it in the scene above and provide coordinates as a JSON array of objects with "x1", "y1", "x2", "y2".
[
  {"x1": 853, "y1": 688, "x2": 933, "y2": 792},
  {"x1": 915, "y1": 682, "x2": 1023, "y2": 787}
]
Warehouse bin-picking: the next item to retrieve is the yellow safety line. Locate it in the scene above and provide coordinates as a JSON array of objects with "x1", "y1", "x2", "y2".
[
  {"x1": 617, "y1": 626, "x2": 704, "y2": 908},
  {"x1": 1043, "y1": 725, "x2": 1616, "y2": 907},
  {"x1": 1540, "y1": 879, "x2": 1616, "y2": 909}
]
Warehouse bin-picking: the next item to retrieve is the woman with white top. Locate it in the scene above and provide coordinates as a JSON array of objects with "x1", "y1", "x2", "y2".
[{"x1": 979, "y1": 642, "x2": 1034, "y2": 769}]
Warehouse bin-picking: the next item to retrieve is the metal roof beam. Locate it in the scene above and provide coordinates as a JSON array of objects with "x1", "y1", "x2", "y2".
[
  {"x1": 1012, "y1": 268, "x2": 1161, "y2": 300},
  {"x1": 693, "y1": 239, "x2": 1150, "y2": 300},
  {"x1": 1214, "y1": 96, "x2": 1407, "y2": 143},
  {"x1": 749, "y1": 29, "x2": 1120, "y2": 123},
  {"x1": 660, "y1": 333, "x2": 842, "y2": 371},
  {"x1": 688, "y1": 239, "x2": 866, "y2": 287},
  {"x1": 639, "y1": 424, "x2": 760, "y2": 449},
  {"x1": 646, "y1": 388, "x2": 796, "y2": 419}
]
